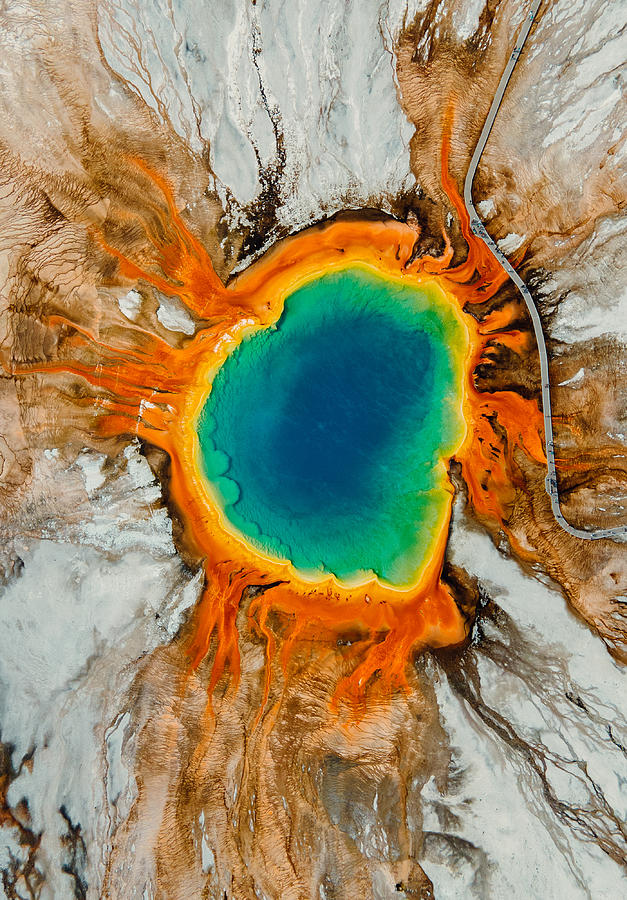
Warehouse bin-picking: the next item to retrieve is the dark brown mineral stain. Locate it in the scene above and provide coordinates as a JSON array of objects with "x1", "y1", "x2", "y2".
[
  {"x1": 438, "y1": 598, "x2": 627, "y2": 865},
  {"x1": 0, "y1": 741, "x2": 44, "y2": 899},
  {"x1": 59, "y1": 807, "x2": 88, "y2": 900}
]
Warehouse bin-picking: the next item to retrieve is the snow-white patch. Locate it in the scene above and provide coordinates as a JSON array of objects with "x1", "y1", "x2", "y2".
[
  {"x1": 476, "y1": 198, "x2": 495, "y2": 219},
  {"x1": 449, "y1": 515, "x2": 624, "y2": 706},
  {"x1": 552, "y1": 285, "x2": 627, "y2": 343},
  {"x1": 159, "y1": 569, "x2": 203, "y2": 638},
  {"x1": 43, "y1": 448, "x2": 59, "y2": 460},
  {"x1": 542, "y1": 77, "x2": 622, "y2": 151},
  {"x1": 75, "y1": 450, "x2": 107, "y2": 496},
  {"x1": 72, "y1": 449, "x2": 171, "y2": 555},
  {"x1": 105, "y1": 711, "x2": 137, "y2": 828},
  {"x1": 451, "y1": 0, "x2": 484, "y2": 41},
  {"x1": 0, "y1": 447, "x2": 198, "y2": 897},
  {"x1": 156, "y1": 295, "x2": 195, "y2": 335},
  {"x1": 384, "y1": 0, "x2": 431, "y2": 39},
  {"x1": 77, "y1": 507, "x2": 172, "y2": 556},
  {"x1": 546, "y1": 215, "x2": 627, "y2": 343},
  {"x1": 64, "y1": 442, "x2": 170, "y2": 558},
  {"x1": 497, "y1": 232, "x2": 525, "y2": 255},
  {"x1": 98, "y1": 0, "x2": 417, "y2": 227},
  {"x1": 558, "y1": 367, "x2": 584, "y2": 387},
  {"x1": 201, "y1": 834, "x2": 215, "y2": 873},
  {"x1": 419, "y1": 503, "x2": 627, "y2": 898},
  {"x1": 118, "y1": 288, "x2": 143, "y2": 321},
  {"x1": 540, "y1": 17, "x2": 625, "y2": 152},
  {"x1": 0, "y1": 540, "x2": 188, "y2": 896},
  {"x1": 123, "y1": 439, "x2": 158, "y2": 490}
]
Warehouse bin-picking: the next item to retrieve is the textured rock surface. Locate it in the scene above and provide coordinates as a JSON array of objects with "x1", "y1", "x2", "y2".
[{"x1": 0, "y1": 1, "x2": 625, "y2": 898}]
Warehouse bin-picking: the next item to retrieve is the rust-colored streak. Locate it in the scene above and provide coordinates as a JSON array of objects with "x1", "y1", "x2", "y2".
[{"x1": 12, "y1": 122, "x2": 545, "y2": 715}]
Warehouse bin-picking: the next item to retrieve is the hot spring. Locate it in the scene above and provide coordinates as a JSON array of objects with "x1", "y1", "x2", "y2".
[{"x1": 197, "y1": 266, "x2": 467, "y2": 588}]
